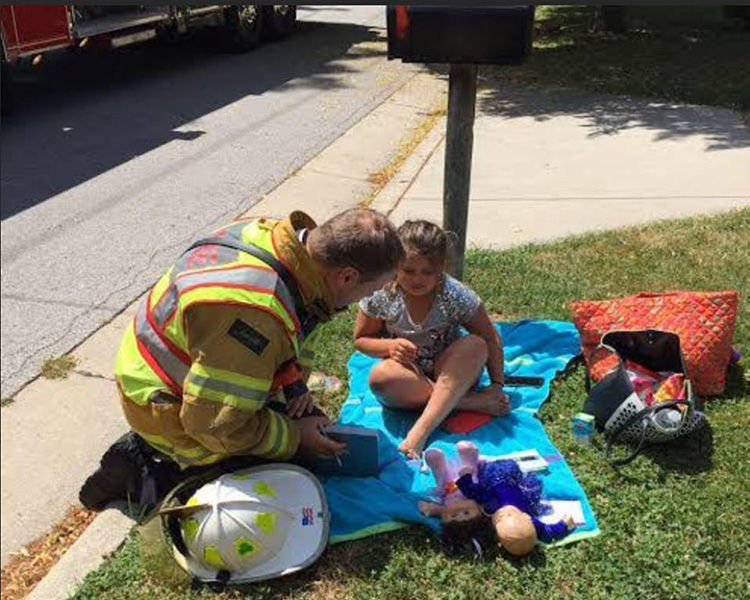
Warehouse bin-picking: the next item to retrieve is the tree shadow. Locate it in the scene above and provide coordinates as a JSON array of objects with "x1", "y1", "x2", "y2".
[
  {"x1": 1, "y1": 19, "x2": 384, "y2": 220},
  {"x1": 476, "y1": 82, "x2": 749, "y2": 153},
  {"x1": 456, "y1": 5, "x2": 750, "y2": 153}
]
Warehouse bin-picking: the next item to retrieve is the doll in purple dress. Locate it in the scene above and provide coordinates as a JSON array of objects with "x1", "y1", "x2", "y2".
[{"x1": 419, "y1": 441, "x2": 575, "y2": 556}]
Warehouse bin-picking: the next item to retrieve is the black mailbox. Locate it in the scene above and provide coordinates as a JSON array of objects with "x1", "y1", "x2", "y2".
[{"x1": 387, "y1": 5, "x2": 535, "y2": 65}]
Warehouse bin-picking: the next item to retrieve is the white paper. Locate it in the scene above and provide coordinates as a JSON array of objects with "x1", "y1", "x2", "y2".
[
  {"x1": 480, "y1": 449, "x2": 548, "y2": 472},
  {"x1": 538, "y1": 500, "x2": 586, "y2": 526}
]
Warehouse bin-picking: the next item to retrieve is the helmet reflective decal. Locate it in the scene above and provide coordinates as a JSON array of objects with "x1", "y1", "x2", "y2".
[
  {"x1": 203, "y1": 546, "x2": 226, "y2": 569},
  {"x1": 182, "y1": 518, "x2": 200, "y2": 542},
  {"x1": 255, "y1": 512, "x2": 277, "y2": 535},
  {"x1": 234, "y1": 538, "x2": 257, "y2": 558},
  {"x1": 253, "y1": 481, "x2": 276, "y2": 498}
]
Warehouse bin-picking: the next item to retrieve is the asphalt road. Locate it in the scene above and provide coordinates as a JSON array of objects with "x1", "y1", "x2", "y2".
[{"x1": 0, "y1": 6, "x2": 414, "y2": 397}]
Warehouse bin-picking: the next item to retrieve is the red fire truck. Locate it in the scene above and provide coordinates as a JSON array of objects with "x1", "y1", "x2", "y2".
[{"x1": 1, "y1": 5, "x2": 296, "y2": 109}]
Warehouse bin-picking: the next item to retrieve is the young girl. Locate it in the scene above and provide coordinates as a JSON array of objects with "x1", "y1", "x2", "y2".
[{"x1": 354, "y1": 220, "x2": 509, "y2": 458}]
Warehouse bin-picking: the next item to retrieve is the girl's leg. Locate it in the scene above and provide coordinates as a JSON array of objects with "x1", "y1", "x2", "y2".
[
  {"x1": 399, "y1": 335, "x2": 488, "y2": 458},
  {"x1": 369, "y1": 359, "x2": 434, "y2": 410},
  {"x1": 439, "y1": 342, "x2": 509, "y2": 417}
]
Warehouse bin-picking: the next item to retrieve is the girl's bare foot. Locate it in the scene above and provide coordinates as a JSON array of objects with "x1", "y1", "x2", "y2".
[{"x1": 469, "y1": 386, "x2": 510, "y2": 416}]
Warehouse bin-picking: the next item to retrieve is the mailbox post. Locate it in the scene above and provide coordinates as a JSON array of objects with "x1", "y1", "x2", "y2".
[
  {"x1": 444, "y1": 64, "x2": 477, "y2": 279},
  {"x1": 387, "y1": 5, "x2": 534, "y2": 279}
]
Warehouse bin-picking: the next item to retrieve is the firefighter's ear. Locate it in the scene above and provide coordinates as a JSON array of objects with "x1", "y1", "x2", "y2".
[{"x1": 338, "y1": 266, "x2": 360, "y2": 286}]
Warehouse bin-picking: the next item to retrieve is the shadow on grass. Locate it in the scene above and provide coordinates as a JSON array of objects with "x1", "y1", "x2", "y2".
[
  {"x1": 647, "y1": 422, "x2": 715, "y2": 477},
  {"x1": 603, "y1": 420, "x2": 715, "y2": 478},
  {"x1": 722, "y1": 362, "x2": 748, "y2": 401},
  {"x1": 202, "y1": 532, "x2": 402, "y2": 599}
]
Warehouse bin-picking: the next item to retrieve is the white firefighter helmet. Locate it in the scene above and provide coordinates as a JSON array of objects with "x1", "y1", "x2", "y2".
[{"x1": 161, "y1": 464, "x2": 329, "y2": 584}]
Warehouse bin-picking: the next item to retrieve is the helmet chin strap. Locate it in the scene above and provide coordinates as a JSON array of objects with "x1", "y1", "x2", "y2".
[{"x1": 470, "y1": 537, "x2": 483, "y2": 559}]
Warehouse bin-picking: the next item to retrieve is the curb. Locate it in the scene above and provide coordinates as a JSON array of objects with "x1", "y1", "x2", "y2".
[
  {"x1": 369, "y1": 115, "x2": 447, "y2": 217},
  {"x1": 25, "y1": 510, "x2": 135, "y2": 600}
]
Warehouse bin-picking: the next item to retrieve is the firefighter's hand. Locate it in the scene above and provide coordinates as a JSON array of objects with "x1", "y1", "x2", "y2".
[
  {"x1": 287, "y1": 392, "x2": 316, "y2": 418},
  {"x1": 296, "y1": 416, "x2": 346, "y2": 460}
]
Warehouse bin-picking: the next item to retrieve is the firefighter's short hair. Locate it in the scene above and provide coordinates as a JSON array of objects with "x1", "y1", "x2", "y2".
[{"x1": 308, "y1": 209, "x2": 404, "y2": 281}]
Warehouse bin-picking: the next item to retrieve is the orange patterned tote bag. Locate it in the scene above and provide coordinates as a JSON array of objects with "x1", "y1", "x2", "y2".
[{"x1": 570, "y1": 291, "x2": 739, "y2": 396}]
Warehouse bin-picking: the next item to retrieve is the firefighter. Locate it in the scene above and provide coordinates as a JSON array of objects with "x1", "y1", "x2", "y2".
[{"x1": 80, "y1": 208, "x2": 403, "y2": 512}]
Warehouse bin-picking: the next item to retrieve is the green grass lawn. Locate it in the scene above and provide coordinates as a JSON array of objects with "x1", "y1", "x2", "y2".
[
  {"x1": 483, "y1": 5, "x2": 750, "y2": 113},
  {"x1": 72, "y1": 209, "x2": 749, "y2": 600}
]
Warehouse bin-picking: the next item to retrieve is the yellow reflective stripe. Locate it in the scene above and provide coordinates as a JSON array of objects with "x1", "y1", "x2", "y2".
[
  {"x1": 299, "y1": 348, "x2": 316, "y2": 368},
  {"x1": 184, "y1": 381, "x2": 266, "y2": 412},
  {"x1": 136, "y1": 431, "x2": 215, "y2": 463},
  {"x1": 266, "y1": 411, "x2": 290, "y2": 458},
  {"x1": 254, "y1": 410, "x2": 281, "y2": 456},
  {"x1": 191, "y1": 363, "x2": 270, "y2": 393},
  {"x1": 185, "y1": 363, "x2": 270, "y2": 411}
]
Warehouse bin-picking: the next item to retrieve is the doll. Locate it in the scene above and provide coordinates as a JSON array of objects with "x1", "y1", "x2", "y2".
[{"x1": 418, "y1": 441, "x2": 575, "y2": 557}]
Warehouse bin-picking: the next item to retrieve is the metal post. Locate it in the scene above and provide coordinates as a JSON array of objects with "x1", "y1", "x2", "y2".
[{"x1": 443, "y1": 63, "x2": 477, "y2": 281}]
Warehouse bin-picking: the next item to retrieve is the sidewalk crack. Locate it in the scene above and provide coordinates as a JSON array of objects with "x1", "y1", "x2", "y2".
[{"x1": 73, "y1": 369, "x2": 116, "y2": 382}]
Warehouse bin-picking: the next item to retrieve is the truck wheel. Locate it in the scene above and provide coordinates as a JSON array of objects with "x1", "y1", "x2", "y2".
[
  {"x1": 224, "y1": 5, "x2": 264, "y2": 52},
  {"x1": 262, "y1": 5, "x2": 296, "y2": 41}
]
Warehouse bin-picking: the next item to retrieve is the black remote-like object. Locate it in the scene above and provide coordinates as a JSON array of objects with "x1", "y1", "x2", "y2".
[{"x1": 504, "y1": 375, "x2": 545, "y2": 388}]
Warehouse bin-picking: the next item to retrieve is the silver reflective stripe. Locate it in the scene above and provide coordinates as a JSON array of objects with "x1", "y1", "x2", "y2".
[
  {"x1": 186, "y1": 372, "x2": 267, "y2": 404},
  {"x1": 153, "y1": 265, "x2": 297, "y2": 328},
  {"x1": 152, "y1": 285, "x2": 179, "y2": 327},
  {"x1": 135, "y1": 302, "x2": 189, "y2": 387},
  {"x1": 171, "y1": 245, "x2": 239, "y2": 281}
]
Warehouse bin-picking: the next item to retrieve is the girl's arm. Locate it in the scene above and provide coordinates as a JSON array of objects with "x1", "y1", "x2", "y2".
[
  {"x1": 354, "y1": 310, "x2": 393, "y2": 358},
  {"x1": 465, "y1": 303, "x2": 504, "y2": 385}
]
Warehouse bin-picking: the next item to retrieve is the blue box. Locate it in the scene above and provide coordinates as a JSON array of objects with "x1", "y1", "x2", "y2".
[{"x1": 571, "y1": 413, "x2": 595, "y2": 445}]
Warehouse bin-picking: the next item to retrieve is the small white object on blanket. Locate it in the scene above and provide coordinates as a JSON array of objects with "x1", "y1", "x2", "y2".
[
  {"x1": 480, "y1": 449, "x2": 548, "y2": 473},
  {"x1": 539, "y1": 500, "x2": 586, "y2": 526}
]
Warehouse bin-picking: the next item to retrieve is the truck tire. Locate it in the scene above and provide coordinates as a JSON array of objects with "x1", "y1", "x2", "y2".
[
  {"x1": 224, "y1": 5, "x2": 264, "y2": 52},
  {"x1": 262, "y1": 5, "x2": 296, "y2": 41}
]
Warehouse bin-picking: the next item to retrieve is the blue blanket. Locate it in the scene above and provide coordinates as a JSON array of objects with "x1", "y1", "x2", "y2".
[{"x1": 323, "y1": 320, "x2": 600, "y2": 546}]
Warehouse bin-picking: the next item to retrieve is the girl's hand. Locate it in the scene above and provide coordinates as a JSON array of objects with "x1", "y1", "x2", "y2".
[{"x1": 389, "y1": 338, "x2": 418, "y2": 366}]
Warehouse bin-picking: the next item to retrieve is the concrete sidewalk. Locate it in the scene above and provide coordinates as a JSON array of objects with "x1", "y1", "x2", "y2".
[
  {"x1": 389, "y1": 85, "x2": 749, "y2": 244},
  {"x1": 5, "y1": 76, "x2": 749, "y2": 600}
]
